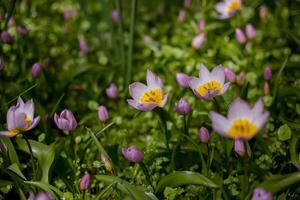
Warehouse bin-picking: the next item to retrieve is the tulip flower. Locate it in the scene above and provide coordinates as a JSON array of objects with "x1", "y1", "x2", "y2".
[
  {"x1": 106, "y1": 83, "x2": 118, "y2": 99},
  {"x1": 189, "y1": 64, "x2": 230, "y2": 99},
  {"x1": 175, "y1": 98, "x2": 191, "y2": 115},
  {"x1": 192, "y1": 33, "x2": 205, "y2": 49},
  {"x1": 122, "y1": 146, "x2": 144, "y2": 163},
  {"x1": 209, "y1": 98, "x2": 269, "y2": 140},
  {"x1": 215, "y1": 0, "x2": 242, "y2": 19},
  {"x1": 176, "y1": 73, "x2": 190, "y2": 88},
  {"x1": 235, "y1": 28, "x2": 247, "y2": 44},
  {"x1": 246, "y1": 23, "x2": 256, "y2": 39},
  {"x1": 234, "y1": 139, "x2": 245, "y2": 156},
  {"x1": 98, "y1": 105, "x2": 109, "y2": 122},
  {"x1": 127, "y1": 70, "x2": 168, "y2": 111},
  {"x1": 29, "y1": 192, "x2": 53, "y2": 200},
  {"x1": 198, "y1": 127, "x2": 210, "y2": 143},
  {"x1": 252, "y1": 187, "x2": 273, "y2": 200},
  {"x1": 31, "y1": 63, "x2": 42, "y2": 78},
  {"x1": 54, "y1": 109, "x2": 77, "y2": 131},
  {"x1": 80, "y1": 172, "x2": 91, "y2": 191},
  {"x1": 0, "y1": 97, "x2": 40, "y2": 137}
]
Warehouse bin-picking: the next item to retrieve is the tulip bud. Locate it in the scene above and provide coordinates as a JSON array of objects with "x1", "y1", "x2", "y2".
[
  {"x1": 237, "y1": 71, "x2": 245, "y2": 86},
  {"x1": 235, "y1": 28, "x2": 246, "y2": 44},
  {"x1": 252, "y1": 187, "x2": 273, "y2": 200},
  {"x1": 79, "y1": 38, "x2": 89, "y2": 54},
  {"x1": 122, "y1": 146, "x2": 144, "y2": 163},
  {"x1": 64, "y1": 8, "x2": 76, "y2": 21},
  {"x1": 263, "y1": 66, "x2": 272, "y2": 81},
  {"x1": 17, "y1": 26, "x2": 28, "y2": 36},
  {"x1": 1, "y1": 31, "x2": 13, "y2": 44},
  {"x1": 224, "y1": 68, "x2": 236, "y2": 83},
  {"x1": 100, "y1": 154, "x2": 113, "y2": 172},
  {"x1": 177, "y1": 9, "x2": 186, "y2": 23},
  {"x1": 111, "y1": 10, "x2": 119, "y2": 22},
  {"x1": 259, "y1": 6, "x2": 267, "y2": 21},
  {"x1": 197, "y1": 19, "x2": 205, "y2": 31},
  {"x1": 264, "y1": 81, "x2": 270, "y2": 95},
  {"x1": 98, "y1": 105, "x2": 109, "y2": 122},
  {"x1": 176, "y1": 73, "x2": 190, "y2": 88},
  {"x1": 175, "y1": 98, "x2": 191, "y2": 115},
  {"x1": 184, "y1": 0, "x2": 191, "y2": 8},
  {"x1": 246, "y1": 23, "x2": 256, "y2": 39},
  {"x1": 31, "y1": 63, "x2": 42, "y2": 78},
  {"x1": 8, "y1": 17, "x2": 15, "y2": 26},
  {"x1": 106, "y1": 83, "x2": 118, "y2": 99},
  {"x1": 192, "y1": 33, "x2": 205, "y2": 49},
  {"x1": 54, "y1": 109, "x2": 77, "y2": 131},
  {"x1": 80, "y1": 172, "x2": 91, "y2": 191},
  {"x1": 198, "y1": 127, "x2": 210, "y2": 143},
  {"x1": 234, "y1": 139, "x2": 245, "y2": 156},
  {"x1": 0, "y1": 57, "x2": 5, "y2": 70}
]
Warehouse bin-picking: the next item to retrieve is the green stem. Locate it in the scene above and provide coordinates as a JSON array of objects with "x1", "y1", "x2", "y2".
[
  {"x1": 213, "y1": 97, "x2": 220, "y2": 112},
  {"x1": 24, "y1": 136, "x2": 36, "y2": 180},
  {"x1": 242, "y1": 149, "x2": 249, "y2": 198},
  {"x1": 139, "y1": 162, "x2": 154, "y2": 191},
  {"x1": 183, "y1": 115, "x2": 188, "y2": 136},
  {"x1": 126, "y1": 0, "x2": 137, "y2": 87}
]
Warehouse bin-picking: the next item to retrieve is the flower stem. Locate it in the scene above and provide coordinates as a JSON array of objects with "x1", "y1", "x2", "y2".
[
  {"x1": 139, "y1": 162, "x2": 154, "y2": 191},
  {"x1": 242, "y1": 147, "x2": 249, "y2": 198},
  {"x1": 183, "y1": 115, "x2": 188, "y2": 136},
  {"x1": 24, "y1": 136, "x2": 36, "y2": 180},
  {"x1": 213, "y1": 97, "x2": 220, "y2": 112},
  {"x1": 155, "y1": 108, "x2": 171, "y2": 152}
]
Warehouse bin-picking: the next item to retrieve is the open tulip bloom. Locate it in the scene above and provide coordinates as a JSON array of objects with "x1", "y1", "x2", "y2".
[
  {"x1": 215, "y1": 0, "x2": 242, "y2": 19},
  {"x1": 0, "y1": 97, "x2": 40, "y2": 137},
  {"x1": 127, "y1": 69, "x2": 168, "y2": 111},
  {"x1": 189, "y1": 65, "x2": 230, "y2": 100},
  {"x1": 209, "y1": 98, "x2": 269, "y2": 140}
]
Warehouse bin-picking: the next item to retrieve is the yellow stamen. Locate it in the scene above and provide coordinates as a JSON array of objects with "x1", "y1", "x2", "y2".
[
  {"x1": 227, "y1": 0, "x2": 241, "y2": 14},
  {"x1": 228, "y1": 118, "x2": 257, "y2": 139},
  {"x1": 197, "y1": 80, "x2": 222, "y2": 97},
  {"x1": 8, "y1": 129, "x2": 19, "y2": 137},
  {"x1": 139, "y1": 88, "x2": 163, "y2": 106}
]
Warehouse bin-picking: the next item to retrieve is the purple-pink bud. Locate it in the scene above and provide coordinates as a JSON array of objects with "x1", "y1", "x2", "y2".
[
  {"x1": 1, "y1": 31, "x2": 13, "y2": 44},
  {"x1": 235, "y1": 28, "x2": 246, "y2": 44},
  {"x1": 184, "y1": 0, "x2": 191, "y2": 8},
  {"x1": 259, "y1": 6, "x2": 267, "y2": 21},
  {"x1": 111, "y1": 10, "x2": 119, "y2": 22},
  {"x1": 176, "y1": 73, "x2": 190, "y2": 88},
  {"x1": 224, "y1": 68, "x2": 236, "y2": 83},
  {"x1": 175, "y1": 98, "x2": 191, "y2": 115},
  {"x1": 0, "y1": 57, "x2": 5, "y2": 70},
  {"x1": 64, "y1": 8, "x2": 76, "y2": 21},
  {"x1": 177, "y1": 9, "x2": 186, "y2": 23},
  {"x1": 31, "y1": 63, "x2": 42, "y2": 78},
  {"x1": 28, "y1": 191, "x2": 53, "y2": 200},
  {"x1": 80, "y1": 172, "x2": 91, "y2": 191},
  {"x1": 98, "y1": 105, "x2": 109, "y2": 122},
  {"x1": 17, "y1": 26, "x2": 28, "y2": 36},
  {"x1": 234, "y1": 139, "x2": 245, "y2": 156},
  {"x1": 237, "y1": 71, "x2": 245, "y2": 86},
  {"x1": 198, "y1": 127, "x2": 210, "y2": 143},
  {"x1": 192, "y1": 33, "x2": 205, "y2": 49},
  {"x1": 122, "y1": 146, "x2": 144, "y2": 163},
  {"x1": 251, "y1": 187, "x2": 273, "y2": 200},
  {"x1": 197, "y1": 19, "x2": 205, "y2": 31},
  {"x1": 54, "y1": 109, "x2": 77, "y2": 131},
  {"x1": 106, "y1": 83, "x2": 118, "y2": 99},
  {"x1": 79, "y1": 38, "x2": 89, "y2": 54},
  {"x1": 246, "y1": 23, "x2": 256, "y2": 39},
  {"x1": 8, "y1": 17, "x2": 15, "y2": 26},
  {"x1": 264, "y1": 81, "x2": 270, "y2": 95},
  {"x1": 263, "y1": 66, "x2": 272, "y2": 81}
]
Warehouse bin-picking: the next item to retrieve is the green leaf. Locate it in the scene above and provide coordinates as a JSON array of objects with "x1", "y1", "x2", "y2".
[
  {"x1": 277, "y1": 124, "x2": 292, "y2": 141},
  {"x1": 156, "y1": 171, "x2": 219, "y2": 194},
  {"x1": 15, "y1": 139, "x2": 57, "y2": 183},
  {"x1": 0, "y1": 137, "x2": 20, "y2": 167},
  {"x1": 290, "y1": 134, "x2": 300, "y2": 169},
  {"x1": 7, "y1": 163, "x2": 26, "y2": 180},
  {"x1": 95, "y1": 175, "x2": 158, "y2": 200},
  {"x1": 24, "y1": 181, "x2": 63, "y2": 198},
  {"x1": 260, "y1": 172, "x2": 300, "y2": 194}
]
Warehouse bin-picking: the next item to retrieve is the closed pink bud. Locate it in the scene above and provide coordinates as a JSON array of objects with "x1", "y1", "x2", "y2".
[
  {"x1": 177, "y1": 9, "x2": 186, "y2": 23},
  {"x1": 237, "y1": 71, "x2": 245, "y2": 86},
  {"x1": 64, "y1": 9, "x2": 76, "y2": 21},
  {"x1": 1, "y1": 31, "x2": 13, "y2": 44},
  {"x1": 122, "y1": 146, "x2": 144, "y2": 163},
  {"x1": 31, "y1": 63, "x2": 42, "y2": 78},
  {"x1": 175, "y1": 98, "x2": 191, "y2": 115},
  {"x1": 79, "y1": 38, "x2": 89, "y2": 54},
  {"x1": 176, "y1": 73, "x2": 190, "y2": 88},
  {"x1": 192, "y1": 33, "x2": 205, "y2": 49},
  {"x1": 259, "y1": 6, "x2": 267, "y2": 21},
  {"x1": 198, "y1": 127, "x2": 210, "y2": 143},
  {"x1": 111, "y1": 10, "x2": 119, "y2": 22},
  {"x1": 8, "y1": 17, "x2": 15, "y2": 26},
  {"x1": 106, "y1": 83, "x2": 118, "y2": 99},
  {"x1": 246, "y1": 23, "x2": 256, "y2": 39},
  {"x1": 80, "y1": 172, "x2": 91, "y2": 191},
  {"x1": 184, "y1": 0, "x2": 191, "y2": 8},
  {"x1": 263, "y1": 66, "x2": 272, "y2": 81},
  {"x1": 98, "y1": 105, "x2": 109, "y2": 122},
  {"x1": 224, "y1": 68, "x2": 236, "y2": 83},
  {"x1": 197, "y1": 20, "x2": 205, "y2": 31},
  {"x1": 264, "y1": 81, "x2": 270, "y2": 95},
  {"x1": 235, "y1": 28, "x2": 246, "y2": 44},
  {"x1": 17, "y1": 26, "x2": 28, "y2": 36},
  {"x1": 234, "y1": 139, "x2": 245, "y2": 156}
]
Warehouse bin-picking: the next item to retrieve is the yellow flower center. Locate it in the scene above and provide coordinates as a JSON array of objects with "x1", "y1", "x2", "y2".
[
  {"x1": 227, "y1": 0, "x2": 241, "y2": 14},
  {"x1": 197, "y1": 80, "x2": 222, "y2": 97},
  {"x1": 139, "y1": 88, "x2": 163, "y2": 106},
  {"x1": 228, "y1": 118, "x2": 257, "y2": 139},
  {"x1": 8, "y1": 129, "x2": 19, "y2": 137}
]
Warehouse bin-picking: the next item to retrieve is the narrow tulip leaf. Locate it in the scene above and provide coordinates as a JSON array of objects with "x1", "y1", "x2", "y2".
[
  {"x1": 290, "y1": 134, "x2": 300, "y2": 169},
  {"x1": 0, "y1": 180, "x2": 13, "y2": 187},
  {"x1": 260, "y1": 172, "x2": 300, "y2": 194},
  {"x1": 95, "y1": 175, "x2": 158, "y2": 200},
  {"x1": 156, "y1": 171, "x2": 219, "y2": 194},
  {"x1": 15, "y1": 139, "x2": 56, "y2": 183},
  {"x1": 0, "y1": 137, "x2": 20, "y2": 166},
  {"x1": 24, "y1": 181, "x2": 63, "y2": 198},
  {"x1": 6, "y1": 84, "x2": 37, "y2": 105},
  {"x1": 7, "y1": 163, "x2": 27, "y2": 180}
]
